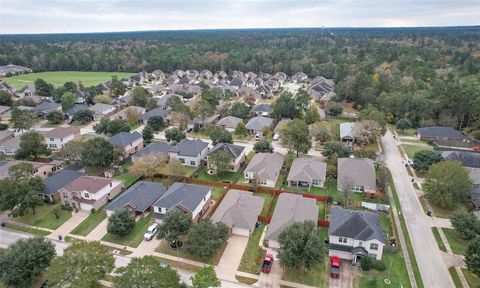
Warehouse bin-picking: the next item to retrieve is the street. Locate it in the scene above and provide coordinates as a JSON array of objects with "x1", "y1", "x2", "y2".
[{"x1": 381, "y1": 130, "x2": 453, "y2": 288}]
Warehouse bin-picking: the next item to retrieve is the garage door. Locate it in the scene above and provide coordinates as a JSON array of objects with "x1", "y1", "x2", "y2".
[
  {"x1": 329, "y1": 249, "x2": 353, "y2": 260},
  {"x1": 232, "y1": 227, "x2": 250, "y2": 237}
]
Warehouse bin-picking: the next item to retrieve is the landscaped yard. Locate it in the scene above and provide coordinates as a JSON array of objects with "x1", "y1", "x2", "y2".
[
  {"x1": 432, "y1": 227, "x2": 447, "y2": 252},
  {"x1": 5, "y1": 223, "x2": 51, "y2": 237},
  {"x1": 101, "y1": 214, "x2": 152, "y2": 248},
  {"x1": 14, "y1": 204, "x2": 72, "y2": 230},
  {"x1": 401, "y1": 144, "x2": 432, "y2": 159},
  {"x1": 442, "y1": 228, "x2": 469, "y2": 255},
  {"x1": 196, "y1": 166, "x2": 240, "y2": 182},
  {"x1": 238, "y1": 223, "x2": 267, "y2": 275},
  {"x1": 155, "y1": 236, "x2": 226, "y2": 265},
  {"x1": 71, "y1": 209, "x2": 107, "y2": 236}
]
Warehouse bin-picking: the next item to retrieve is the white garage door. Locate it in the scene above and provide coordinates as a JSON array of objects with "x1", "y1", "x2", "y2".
[
  {"x1": 232, "y1": 227, "x2": 250, "y2": 237},
  {"x1": 329, "y1": 249, "x2": 353, "y2": 260},
  {"x1": 80, "y1": 203, "x2": 93, "y2": 211}
]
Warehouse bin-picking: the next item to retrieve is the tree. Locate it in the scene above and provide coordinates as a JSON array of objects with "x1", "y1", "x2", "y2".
[
  {"x1": 166, "y1": 95, "x2": 183, "y2": 110},
  {"x1": 352, "y1": 120, "x2": 381, "y2": 144},
  {"x1": 82, "y1": 137, "x2": 115, "y2": 167},
  {"x1": 450, "y1": 212, "x2": 480, "y2": 240},
  {"x1": 157, "y1": 210, "x2": 192, "y2": 242},
  {"x1": 358, "y1": 104, "x2": 386, "y2": 127},
  {"x1": 94, "y1": 118, "x2": 130, "y2": 136},
  {"x1": 413, "y1": 150, "x2": 443, "y2": 172},
  {"x1": 165, "y1": 128, "x2": 186, "y2": 143},
  {"x1": 143, "y1": 125, "x2": 154, "y2": 141},
  {"x1": 0, "y1": 90, "x2": 13, "y2": 106},
  {"x1": 234, "y1": 122, "x2": 248, "y2": 137},
  {"x1": 229, "y1": 102, "x2": 250, "y2": 119},
  {"x1": 322, "y1": 141, "x2": 350, "y2": 161},
  {"x1": 11, "y1": 108, "x2": 35, "y2": 131},
  {"x1": 327, "y1": 104, "x2": 343, "y2": 116},
  {"x1": 63, "y1": 81, "x2": 77, "y2": 93},
  {"x1": 129, "y1": 153, "x2": 168, "y2": 179},
  {"x1": 60, "y1": 141, "x2": 85, "y2": 165},
  {"x1": 424, "y1": 161, "x2": 473, "y2": 209},
  {"x1": 107, "y1": 209, "x2": 136, "y2": 235},
  {"x1": 202, "y1": 87, "x2": 223, "y2": 106},
  {"x1": 254, "y1": 139, "x2": 273, "y2": 153},
  {"x1": 61, "y1": 91, "x2": 76, "y2": 110},
  {"x1": 15, "y1": 132, "x2": 51, "y2": 160},
  {"x1": 208, "y1": 150, "x2": 231, "y2": 175},
  {"x1": 147, "y1": 115, "x2": 164, "y2": 131},
  {"x1": 110, "y1": 75, "x2": 126, "y2": 97},
  {"x1": 166, "y1": 158, "x2": 186, "y2": 178},
  {"x1": 130, "y1": 87, "x2": 149, "y2": 107},
  {"x1": 46, "y1": 110, "x2": 65, "y2": 124},
  {"x1": 0, "y1": 237, "x2": 55, "y2": 288},
  {"x1": 278, "y1": 221, "x2": 323, "y2": 270},
  {"x1": 295, "y1": 89, "x2": 311, "y2": 112},
  {"x1": 73, "y1": 109, "x2": 94, "y2": 124},
  {"x1": 272, "y1": 92, "x2": 298, "y2": 119},
  {"x1": 396, "y1": 118, "x2": 412, "y2": 130},
  {"x1": 194, "y1": 100, "x2": 214, "y2": 124},
  {"x1": 45, "y1": 241, "x2": 114, "y2": 288},
  {"x1": 113, "y1": 256, "x2": 181, "y2": 288},
  {"x1": 34, "y1": 79, "x2": 54, "y2": 96},
  {"x1": 465, "y1": 237, "x2": 480, "y2": 277},
  {"x1": 210, "y1": 127, "x2": 233, "y2": 145},
  {"x1": 304, "y1": 106, "x2": 320, "y2": 125},
  {"x1": 191, "y1": 266, "x2": 221, "y2": 288},
  {"x1": 171, "y1": 111, "x2": 191, "y2": 131},
  {"x1": 280, "y1": 119, "x2": 312, "y2": 156},
  {"x1": 309, "y1": 122, "x2": 332, "y2": 144},
  {"x1": 125, "y1": 108, "x2": 140, "y2": 125},
  {"x1": 186, "y1": 220, "x2": 229, "y2": 258}
]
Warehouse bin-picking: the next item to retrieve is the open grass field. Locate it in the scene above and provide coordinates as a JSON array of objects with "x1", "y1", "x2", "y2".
[
  {"x1": 4, "y1": 71, "x2": 134, "y2": 89},
  {"x1": 14, "y1": 204, "x2": 72, "y2": 230}
]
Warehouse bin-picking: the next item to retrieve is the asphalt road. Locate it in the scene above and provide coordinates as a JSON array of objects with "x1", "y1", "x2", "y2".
[{"x1": 381, "y1": 130, "x2": 452, "y2": 288}]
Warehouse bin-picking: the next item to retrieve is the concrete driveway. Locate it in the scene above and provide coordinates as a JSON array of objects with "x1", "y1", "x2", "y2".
[
  {"x1": 257, "y1": 260, "x2": 282, "y2": 288},
  {"x1": 216, "y1": 235, "x2": 249, "y2": 281},
  {"x1": 48, "y1": 210, "x2": 89, "y2": 240},
  {"x1": 329, "y1": 261, "x2": 356, "y2": 288}
]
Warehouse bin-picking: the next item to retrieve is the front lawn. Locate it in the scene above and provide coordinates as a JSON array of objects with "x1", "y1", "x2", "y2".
[
  {"x1": 462, "y1": 268, "x2": 480, "y2": 288},
  {"x1": 71, "y1": 209, "x2": 107, "y2": 236},
  {"x1": 196, "y1": 166, "x2": 240, "y2": 182},
  {"x1": 14, "y1": 204, "x2": 72, "y2": 230},
  {"x1": 442, "y1": 228, "x2": 469, "y2": 255},
  {"x1": 427, "y1": 200, "x2": 467, "y2": 219},
  {"x1": 238, "y1": 223, "x2": 267, "y2": 275},
  {"x1": 401, "y1": 144, "x2": 432, "y2": 159},
  {"x1": 432, "y1": 227, "x2": 447, "y2": 253},
  {"x1": 101, "y1": 214, "x2": 152, "y2": 248},
  {"x1": 5, "y1": 223, "x2": 51, "y2": 237},
  {"x1": 155, "y1": 236, "x2": 226, "y2": 265}
]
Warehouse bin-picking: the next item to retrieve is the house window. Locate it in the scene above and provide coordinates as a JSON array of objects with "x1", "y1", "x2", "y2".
[
  {"x1": 312, "y1": 179, "x2": 320, "y2": 186},
  {"x1": 370, "y1": 243, "x2": 379, "y2": 250},
  {"x1": 369, "y1": 253, "x2": 377, "y2": 259},
  {"x1": 179, "y1": 158, "x2": 185, "y2": 164},
  {"x1": 63, "y1": 192, "x2": 68, "y2": 198},
  {"x1": 190, "y1": 161, "x2": 195, "y2": 166},
  {"x1": 49, "y1": 144, "x2": 57, "y2": 148},
  {"x1": 84, "y1": 193, "x2": 90, "y2": 198},
  {"x1": 244, "y1": 173, "x2": 249, "y2": 178},
  {"x1": 359, "y1": 241, "x2": 363, "y2": 246},
  {"x1": 259, "y1": 179, "x2": 267, "y2": 185},
  {"x1": 109, "y1": 183, "x2": 112, "y2": 187},
  {"x1": 49, "y1": 138, "x2": 54, "y2": 141},
  {"x1": 351, "y1": 185, "x2": 364, "y2": 192},
  {"x1": 338, "y1": 237, "x2": 347, "y2": 243},
  {"x1": 60, "y1": 138, "x2": 63, "y2": 142}
]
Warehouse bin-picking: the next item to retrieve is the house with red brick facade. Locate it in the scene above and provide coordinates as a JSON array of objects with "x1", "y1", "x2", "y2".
[{"x1": 109, "y1": 131, "x2": 144, "y2": 158}]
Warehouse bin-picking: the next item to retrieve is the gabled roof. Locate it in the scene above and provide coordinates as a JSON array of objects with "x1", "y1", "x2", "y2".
[
  {"x1": 274, "y1": 119, "x2": 291, "y2": 132},
  {"x1": 109, "y1": 132, "x2": 142, "y2": 148},
  {"x1": 265, "y1": 193, "x2": 318, "y2": 241},
  {"x1": 287, "y1": 158, "x2": 327, "y2": 183},
  {"x1": 134, "y1": 141, "x2": 172, "y2": 158},
  {"x1": 208, "y1": 143, "x2": 245, "y2": 159},
  {"x1": 41, "y1": 169, "x2": 85, "y2": 196},
  {"x1": 62, "y1": 176, "x2": 114, "y2": 193},
  {"x1": 337, "y1": 158, "x2": 377, "y2": 190},
  {"x1": 329, "y1": 206, "x2": 384, "y2": 244},
  {"x1": 245, "y1": 152, "x2": 284, "y2": 182},
  {"x1": 33, "y1": 100, "x2": 60, "y2": 112},
  {"x1": 44, "y1": 127, "x2": 80, "y2": 138},
  {"x1": 211, "y1": 190, "x2": 264, "y2": 231},
  {"x1": 217, "y1": 116, "x2": 242, "y2": 129},
  {"x1": 340, "y1": 122, "x2": 357, "y2": 139},
  {"x1": 106, "y1": 181, "x2": 168, "y2": 213},
  {"x1": 441, "y1": 151, "x2": 480, "y2": 168},
  {"x1": 141, "y1": 108, "x2": 168, "y2": 121},
  {"x1": 153, "y1": 182, "x2": 211, "y2": 212},
  {"x1": 252, "y1": 103, "x2": 271, "y2": 113},
  {"x1": 245, "y1": 116, "x2": 273, "y2": 131},
  {"x1": 64, "y1": 104, "x2": 89, "y2": 116},
  {"x1": 169, "y1": 139, "x2": 208, "y2": 157},
  {"x1": 230, "y1": 77, "x2": 244, "y2": 88},
  {"x1": 88, "y1": 103, "x2": 115, "y2": 114},
  {"x1": 418, "y1": 126, "x2": 467, "y2": 140}
]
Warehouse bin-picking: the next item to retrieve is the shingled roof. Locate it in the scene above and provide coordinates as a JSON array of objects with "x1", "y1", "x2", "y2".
[
  {"x1": 329, "y1": 206, "x2": 384, "y2": 244},
  {"x1": 109, "y1": 132, "x2": 142, "y2": 148},
  {"x1": 106, "y1": 181, "x2": 168, "y2": 214},
  {"x1": 208, "y1": 143, "x2": 245, "y2": 159}
]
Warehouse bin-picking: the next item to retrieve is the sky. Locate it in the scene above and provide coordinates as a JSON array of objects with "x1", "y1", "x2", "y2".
[{"x1": 0, "y1": 0, "x2": 479, "y2": 34}]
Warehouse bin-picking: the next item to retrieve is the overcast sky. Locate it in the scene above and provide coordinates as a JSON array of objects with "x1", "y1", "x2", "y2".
[{"x1": 0, "y1": 0, "x2": 479, "y2": 34}]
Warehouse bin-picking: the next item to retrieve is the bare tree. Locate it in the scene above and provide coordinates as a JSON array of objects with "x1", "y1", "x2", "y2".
[{"x1": 341, "y1": 177, "x2": 354, "y2": 208}]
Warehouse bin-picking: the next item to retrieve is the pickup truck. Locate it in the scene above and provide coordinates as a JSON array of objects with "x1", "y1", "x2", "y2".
[
  {"x1": 330, "y1": 256, "x2": 341, "y2": 278},
  {"x1": 261, "y1": 254, "x2": 274, "y2": 273}
]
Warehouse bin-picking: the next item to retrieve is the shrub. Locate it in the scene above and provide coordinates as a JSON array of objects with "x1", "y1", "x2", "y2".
[
  {"x1": 396, "y1": 118, "x2": 412, "y2": 130},
  {"x1": 107, "y1": 209, "x2": 135, "y2": 236},
  {"x1": 361, "y1": 256, "x2": 373, "y2": 271}
]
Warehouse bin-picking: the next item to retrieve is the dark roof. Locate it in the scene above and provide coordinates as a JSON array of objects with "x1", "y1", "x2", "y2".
[
  {"x1": 208, "y1": 143, "x2": 245, "y2": 159},
  {"x1": 441, "y1": 151, "x2": 480, "y2": 168},
  {"x1": 153, "y1": 182, "x2": 211, "y2": 212},
  {"x1": 134, "y1": 142, "x2": 172, "y2": 158},
  {"x1": 141, "y1": 108, "x2": 168, "y2": 121},
  {"x1": 169, "y1": 139, "x2": 208, "y2": 157},
  {"x1": 106, "y1": 181, "x2": 168, "y2": 213},
  {"x1": 64, "y1": 104, "x2": 89, "y2": 116},
  {"x1": 418, "y1": 126, "x2": 467, "y2": 140},
  {"x1": 329, "y1": 206, "x2": 384, "y2": 244},
  {"x1": 33, "y1": 100, "x2": 60, "y2": 112},
  {"x1": 41, "y1": 169, "x2": 85, "y2": 196},
  {"x1": 109, "y1": 132, "x2": 142, "y2": 148},
  {"x1": 252, "y1": 103, "x2": 271, "y2": 113}
]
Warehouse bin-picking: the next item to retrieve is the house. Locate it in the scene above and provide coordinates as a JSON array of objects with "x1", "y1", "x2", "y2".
[
  {"x1": 16, "y1": 85, "x2": 36, "y2": 97},
  {"x1": 287, "y1": 158, "x2": 327, "y2": 189},
  {"x1": 230, "y1": 77, "x2": 244, "y2": 90},
  {"x1": 307, "y1": 77, "x2": 335, "y2": 100},
  {"x1": 106, "y1": 181, "x2": 168, "y2": 217},
  {"x1": 441, "y1": 151, "x2": 480, "y2": 168},
  {"x1": 0, "y1": 64, "x2": 32, "y2": 76},
  {"x1": 0, "y1": 130, "x2": 14, "y2": 144},
  {"x1": 200, "y1": 70, "x2": 213, "y2": 80},
  {"x1": 0, "y1": 105, "x2": 11, "y2": 121},
  {"x1": 187, "y1": 114, "x2": 220, "y2": 130},
  {"x1": 109, "y1": 132, "x2": 144, "y2": 158},
  {"x1": 0, "y1": 136, "x2": 21, "y2": 156},
  {"x1": 152, "y1": 70, "x2": 165, "y2": 81},
  {"x1": 38, "y1": 169, "x2": 85, "y2": 202},
  {"x1": 152, "y1": 183, "x2": 212, "y2": 223},
  {"x1": 337, "y1": 158, "x2": 377, "y2": 197},
  {"x1": 469, "y1": 168, "x2": 480, "y2": 208},
  {"x1": 169, "y1": 139, "x2": 209, "y2": 167},
  {"x1": 328, "y1": 206, "x2": 385, "y2": 263},
  {"x1": 265, "y1": 193, "x2": 319, "y2": 249},
  {"x1": 244, "y1": 152, "x2": 284, "y2": 187},
  {"x1": 216, "y1": 116, "x2": 243, "y2": 132},
  {"x1": 273, "y1": 119, "x2": 291, "y2": 139},
  {"x1": 252, "y1": 104, "x2": 272, "y2": 116},
  {"x1": 59, "y1": 176, "x2": 124, "y2": 211},
  {"x1": 292, "y1": 72, "x2": 308, "y2": 83},
  {"x1": 254, "y1": 85, "x2": 272, "y2": 99},
  {"x1": 44, "y1": 127, "x2": 81, "y2": 151},
  {"x1": 245, "y1": 116, "x2": 274, "y2": 135},
  {"x1": 273, "y1": 72, "x2": 287, "y2": 83},
  {"x1": 64, "y1": 104, "x2": 90, "y2": 122},
  {"x1": 418, "y1": 126, "x2": 467, "y2": 141},
  {"x1": 88, "y1": 103, "x2": 116, "y2": 121},
  {"x1": 207, "y1": 143, "x2": 246, "y2": 172},
  {"x1": 32, "y1": 100, "x2": 61, "y2": 118},
  {"x1": 110, "y1": 106, "x2": 146, "y2": 121},
  {"x1": 132, "y1": 141, "x2": 172, "y2": 162},
  {"x1": 340, "y1": 122, "x2": 358, "y2": 143},
  {"x1": 211, "y1": 189, "x2": 264, "y2": 236},
  {"x1": 74, "y1": 90, "x2": 89, "y2": 104},
  {"x1": 0, "y1": 160, "x2": 63, "y2": 179},
  {"x1": 140, "y1": 108, "x2": 168, "y2": 124}
]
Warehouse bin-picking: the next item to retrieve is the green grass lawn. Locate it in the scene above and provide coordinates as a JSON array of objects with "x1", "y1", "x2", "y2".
[
  {"x1": 196, "y1": 166, "x2": 240, "y2": 182},
  {"x1": 253, "y1": 193, "x2": 273, "y2": 215},
  {"x1": 238, "y1": 223, "x2": 267, "y2": 275},
  {"x1": 401, "y1": 144, "x2": 432, "y2": 159},
  {"x1": 267, "y1": 195, "x2": 279, "y2": 217},
  {"x1": 357, "y1": 250, "x2": 412, "y2": 288},
  {"x1": 211, "y1": 186, "x2": 227, "y2": 201},
  {"x1": 427, "y1": 200, "x2": 467, "y2": 219},
  {"x1": 4, "y1": 71, "x2": 134, "y2": 89},
  {"x1": 5, "y1": 223, "x2": 51, "y2": 237},
  {"x1": 442, "y1": 228, "x2": 469, "y2": 255},
  {"x1": 155, "y1": 237, "x2": 226, "y2": 265},
  {"x1": 70, "y1": 209, "x2": 107, "y2": 236},
  {"x1": 101, "y1": 214, "x2": 152, "y2": 248},
  {"x1": 432, "y1": 227, "x2": 447, "y2": 253},
  {"x1": 14, "y1": 204, "x2": 72, "y2": 230},
  {"x1": 448, "y1": 267, "x2": 462, "y2": 288},
  {"x1": 274, "y1": 170, "x2": 288, "y2": 189},
  {"x1": 462, "y1": 268, "x2": 480, "y2": 288},
  {"x1": 115, "y1": 173, "x2": 140, "y2": 188}
]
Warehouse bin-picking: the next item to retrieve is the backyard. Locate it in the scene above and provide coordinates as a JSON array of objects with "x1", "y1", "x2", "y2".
[
  {"x1": 196, "y1": 166, "x2": 240, "y2": 183},
  {"x1": 211, "y1": 186, "x2": 227, "y2": 201},
  {"x1": 237, "y1": 223, "x2": 267, "y2": 275},
  {"x1": 70, "y1": 209, "x2": 107, "y2": 236},
  {"x1": 253, "y1": 193, "x2": 273, "y2": 215},
  {"x1": 101, "y1": 214, "x2": 152, "y2": 248},
  {"x1": 14, "y1": 204, "x2": 72, "y2": 230},
  {"x1": 115, "y1": 173, "x2": 140, "y2": 188}
]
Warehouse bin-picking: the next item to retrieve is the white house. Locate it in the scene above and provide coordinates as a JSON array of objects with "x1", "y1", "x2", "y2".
[
  {"x1": 43, "y1": 127, "x2": 81, "y2": 151},
  {"x1": 169, "y1": 139, "x2": 209, "y2": 167}
]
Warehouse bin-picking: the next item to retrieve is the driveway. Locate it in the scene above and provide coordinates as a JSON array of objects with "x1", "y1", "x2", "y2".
[
  {"x1": 48, "y1": 210, "x2": 89, "y2": 240},
  {"x1": 329, "y1": 261, "x2": 356, "y2": 288},
  {"x1": 216, "y1": 235, "x2": 249, "y2": 281},
  {"x1": 257, "y1": 259, "x2": 282, "y2": 288},
  {"x1": 382, "y1": 130, "x2": 453, "y2": 288},
  {"x1": 86, "y1": 218, "x2": 108, "y2": 241}
]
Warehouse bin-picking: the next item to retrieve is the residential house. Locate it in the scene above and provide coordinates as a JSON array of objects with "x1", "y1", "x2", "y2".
[
  {"x1": 187, "y1": 114, "x2": 220, "y2": 131},
  {"x1": 110, "y1": 106, "x2": 146, "y2": 121},
  {"x1": 0, "y1": 105, "x2": 11, "y2": 121},
  {"x1": 200, "y1": 70, "x2": 213, "y2": 80},
  {"x1": 0, "y1": 64, "x2": 32, "y2": 76},
  {"x1": 59, "y1": 176, "x2": 124, "y2": 211},
  {"x1": 337, "y1": 158, "x2": 377, "y2": 197},
  {"x1": 244, "y1": 152, "x2": 284, "y2": 187},
  {"x1": 132, "y1": 141, "x2": 172, "y2": 162},
  {"x1": 152, "y1": 70, "x2": 165, "y2": 81},
  {"x1": 0, "y1": 136, "x2": 21, "y2": 156},
  {"x1": 140, "y1": 107, "x2": 169, "y2": 124},
  {"x1": 0, "y1": 160, "x2": 63, "y2": 179},
  {"x1": 74, "y1": 90, "x2": 88, "y2": 104},
  {"x1": 88, "y1": 103, "x2": 116, "y2": 121},
  {"x1": 106, "y1": 181, "x2": 168, "y2": 217},
  {"x1": 0, "y1": 130, "x2": 14, "y2": 144},
  {"x1": 328, "y1": 206, "x2": 385, "y2": 263},
  {"x1": 292, "y1": 72, "x2": 308, "y2": 83},
  {"x1": 287, "y1": 158, "x2": 327, "y2": 189},
  {"x1": 109, "y1": 132, "x2": 144, "y2": 158},
  {"x1": 307, "y1": 77, "x2": 335, "y2": 100},
  {"x1": 152, "y1": 182, "x2": 212, "y2": 223},
  {"x1": 441, "y1": 151, "x2": 480, "y2": 168},
  {"x1": 273, "y1": 72, "x2": 287, "y2": 83},
  {"x1": 273, "y1": 119, "x2": 291, "y2": 139},
  {"x1": 211, "y1": 189, "x2": 264, "y2": 236},
  {"x1": 340, "y1": 122, "x2": 358, "y2": 143},
  {"x1": 169, "y1": 139, "x2": 209, "y2": 167},
  {"x1": 38, "y1": 169, "x2": 85, "y2": 202},
  {"x1": 264, "y1": 79, "x2": 280, "y2": 91},
  {"x1": 245, "y1": 116, "x2": 274, "y2": 135},
  {"x1": 252, "y1": 104, "x2": 272, "y2": 116},
  {"x1": 174, "y1": 69, "x2": 186, "y2": 78},
  {"x1": 64, "y1": 104, "x2": 90, "y2": 122},
  {"x1": 44, "y1": 127, "x2": 81, "y2": 151},
  {"x1": 16, "y1": 85, "x2": 36, "y2": 97},
  {"x1": 216, "y1": 116, "x2": 243, "y2": 132},
  {"x1": 207, "y1": 143, "x2": 246, "y2": 172},
  {"x1": 254, "y1": 85, "x2": 272, "y2": 99},
  {"x1": 230, "y1": 77, "x2": 244, "y2": 90},
  {"x1": 32, "y1": 100, "x2": 61, "y2": 118},
  {"x1": 418, "y1": 126, "x2": 467, "y2": 141},
  {"x1": 265, "y1": 193, "x2": 319, "y2": 249}
]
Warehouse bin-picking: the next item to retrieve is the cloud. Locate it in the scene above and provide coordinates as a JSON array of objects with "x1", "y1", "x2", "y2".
[{"x1": 0, "y1": 0, "x2": 478, "y2": 34}]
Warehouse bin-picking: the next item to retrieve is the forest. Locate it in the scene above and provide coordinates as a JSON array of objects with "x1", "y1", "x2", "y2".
[{"x1": 0, "y1": 27, "x2": 479, "y2": 130}]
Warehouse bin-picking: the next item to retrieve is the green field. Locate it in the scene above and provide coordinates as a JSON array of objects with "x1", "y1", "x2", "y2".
[{"x1": 4, "y1": 71, "x2": 134, "y2": 89}]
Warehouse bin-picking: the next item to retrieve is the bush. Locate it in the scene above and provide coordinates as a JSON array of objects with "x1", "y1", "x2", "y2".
[
  {"x1": 361, "y1": 256, "x2": 373, "y2": 271},
  {"x1": 107, "y1": 209, "x2": 135, "y2": 236},
  {"x1": 371, "y1": 259, "x2": 386, "y2": 271},
  {"x1": 396, "y1": 118, "x2": 412, "y2": 130},
  {"x1": 90, "y1": 208, "x2": 96, "y2": 214}
]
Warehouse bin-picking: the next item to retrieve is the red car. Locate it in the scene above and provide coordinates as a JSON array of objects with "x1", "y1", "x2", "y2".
[
  {"x1": 261, "y1": 254, "x2": 274, "y2": 273},
  {"x1": 330, "y1": 256, "x2": 341, "y2": 278},
  {"x1": 473, "y1": 146, "x2": 480, "y2": 152}
]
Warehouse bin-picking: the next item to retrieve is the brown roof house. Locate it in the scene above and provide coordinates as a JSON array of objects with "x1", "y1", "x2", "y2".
[
  {"x1": 44, "y1": 127, "x2": 81, "y2": 151},
  {"x1": 0, "y1": 160, "x2": 63, "y2": 179},
  {"x1": 59, "y1": 176, "x2": 124, "y2": 211},
  {"x1": 337, "y1": 158, "x2": 377, "y2": 197}
]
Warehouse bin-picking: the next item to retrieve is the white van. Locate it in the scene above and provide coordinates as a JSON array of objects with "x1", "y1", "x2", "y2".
[{"x1": 144, "y1": 223, "x2": 158, "y2": 241}]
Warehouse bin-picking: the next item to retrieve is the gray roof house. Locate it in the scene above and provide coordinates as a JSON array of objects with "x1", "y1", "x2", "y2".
[
  {"x1": 106, "y1": 181, "x2": 168, "y2": 217},
  {"x1": 337, "y1": 158, "x2": 377, "y2": 195},
  {"x1": 287, "y1": 158, "x2": 327, "y2": 189},
  {"x1": 244, "y1": 152, "x2": 284, "y2": 187},
  {"x1": 38, "y1": 169, "x2": 85, "y2": 202},
  {"x1": 208, "y1": 143, "x2": 246, "y2": 172},
  {"x1": 216, "y1": 116, "x2": 242, "y2": 132},
  {"x1": 265, "y1": 193, "x2": 319, "y2": 249},
  {"x1": 169, "y1": 139, "x2": 209, "y2": 167},
  {"x1": 153, "y1": 183, "x2": 212, "y2": 223},
  {"x1": 441, "y1": 151, "x2": 480, "y2": 168},
  {"x1": 109, "y1": 132, "x2": 144, "y2": 157},
  {"x1": 88, "y1": 103, "x2": 116, "y2": 120},
  {"x1": 252, "y1": 104, "x2": 272, "y2": 116},
  {"x1": 245, "y1": 116, "x2": 274, "y2": 134},
  {"x1": 33, "y1": 100, "x2": 61, "y2": 117},
  {"x1": 329, "y1": 206, "x2": 385, "y2": 262},
  {"x1": 110, "y1": 106, "x2": 146, "y2": 121},
  {"x1": 418, "y1": 126, "x2": 467, "y2": 141},
  {"x1": 132, "y1": 141, "x2": 172, "y2": 162},
  {"x1": 339, "y1": 122, "x2": 358, "y2": 142},
  {"x1": 211, "y1": 189, "x2": 264, "y2": 236},
  {"x1": 140, "y1": 108, "x2": 168, "y2": 123}
]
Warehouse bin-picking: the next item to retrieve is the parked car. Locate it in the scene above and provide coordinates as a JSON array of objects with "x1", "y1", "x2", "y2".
[
  {"x1": 144, "y1": 223, "x2": 158, "y2": 240},
  {"x1": 261, "y1": 254, "x2": 274, "y2": 273},
  {"x1": 273, "y1": 134, "x2": 279, "y2": 141},
  {"x1": 330, "y1": 256, "x2": 341, "y2": 278},
  {"x1": 254, "y1": 133, "x2": 261, "y2": 141},
  {"x1": 473, "y1": 146, "x2": 480, "y2": 152}
]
